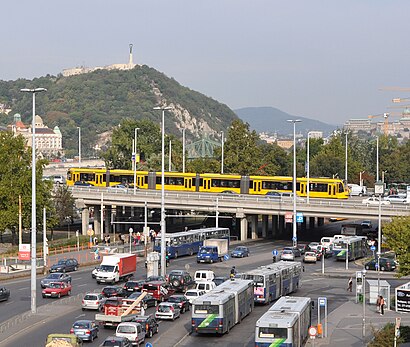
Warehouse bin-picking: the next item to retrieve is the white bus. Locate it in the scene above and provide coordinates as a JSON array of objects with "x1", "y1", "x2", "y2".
[
  {"x1": 255, "y1": 296, "x2": 311, "y2": 347},
  {"x1": 241, "y1": 261, "x2": 302, "y2": 304},
  {"x1": 191, "y1": 279, "x2": 254, "y2": 335},
  {"x1": 333, "y1": 235, "x2": 367, "y2": 261}
]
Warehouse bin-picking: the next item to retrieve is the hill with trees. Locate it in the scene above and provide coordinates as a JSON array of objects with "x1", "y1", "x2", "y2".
[{"x1": 0, "y1": 66, "x2": 237, "y2": 157}]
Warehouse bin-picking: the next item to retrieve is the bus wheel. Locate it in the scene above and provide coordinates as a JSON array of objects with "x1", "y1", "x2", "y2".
[
  {"x1": 174, "y1": 252, "x2": 178, "y2": 259},
  {"x1": 189, "y1": 249, "x2": 193, "y2": 256},
  {"x1": 226, "y1": 323, "x2": 230, "y2": 334}
]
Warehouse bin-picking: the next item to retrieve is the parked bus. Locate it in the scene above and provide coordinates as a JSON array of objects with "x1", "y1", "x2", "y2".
[
  {"x1": 153, "y1": 227, "x2": 230, "y2": 259},
  {"x1": 255, "y1": 296, "x2": 312, "y2": 347},
  {"x1": 241, "y1": 261, "x2": 302, "y2": 304},
  {"x1": 341, "y1": 223, "x2": 365, "y2": 236},
  {"x1": 333, "y1": 236, "x2": 367, "y2": 261},
  {"x1": 191, "y1": 278, "x2": 254, "y2": 335}
]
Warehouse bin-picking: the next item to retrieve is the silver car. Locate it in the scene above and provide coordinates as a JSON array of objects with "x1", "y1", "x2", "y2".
[
  {"x1": 280, "y1": 249, "x2": 295, "y2": 261},
  {"x1": 82, "y1": 293, "x2": 106, "y2": 311},
  {"x1": 155, "y1": 302, "x2": 181, "y2": 321}
]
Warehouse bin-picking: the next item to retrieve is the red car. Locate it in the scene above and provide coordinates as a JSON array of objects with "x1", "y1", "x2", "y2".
[{"x1": 42, "y1": 281, "x2": 72, "y2": 298}]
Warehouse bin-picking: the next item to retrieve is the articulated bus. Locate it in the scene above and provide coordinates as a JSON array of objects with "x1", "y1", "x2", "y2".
[
  {"x1": 66, "y1": 168, "x2": 349, "y2": 199},
  {"x1": 153, "y1": 227, "x2": 230, "y2": 259},
  {"x1": 255, "y1": 296, "x2": 311, "y2": 347},
  {"x1": 191, "y1": 279, "x2": 254, "y2": 335},
  {"x1": 241, "y1": 261, "x2": 302, "y2": 304},
  {"x1": 333, "y1": 236, "x2": 368, "y2": 261}
]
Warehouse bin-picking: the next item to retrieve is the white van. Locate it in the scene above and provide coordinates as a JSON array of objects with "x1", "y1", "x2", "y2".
[
  {"x1": 348, "y1": 184, "x2": 367, "y2": 196},
  {"x1": 195, "y1": 281, "x2": 216, "y2": 293},
  {"x1": 194, "y1": 270, "x2": 215, "y2": 283},
  {"x1": 320, "y1": 237, "x2": 334, "y2": 250},
  {"x1": 116, "y1": 322, "x2": 145, "y2": 345}
]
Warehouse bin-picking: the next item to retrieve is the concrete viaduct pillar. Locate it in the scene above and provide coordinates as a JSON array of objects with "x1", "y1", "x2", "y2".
[
  {"x1": 262, "y1": 215, "x2": 268, "y2": 238},
  {"x1": 81, "y1": 208, "x2": 89, "y2": 236},
  {"x1": 94, "y1": 206, "x2": 101, "y2": 240},
  {"x1": 251, "y1": 215, "x2": 258, "y2": 240},
  {"x1": 240, "y1": 217, "x2": 248, "y2": 241}
]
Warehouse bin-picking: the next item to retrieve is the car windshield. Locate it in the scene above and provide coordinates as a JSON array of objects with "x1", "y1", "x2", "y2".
[
  {"x1": 158, "y1": 305, "x2": 171, "y2": 312},
  {"x1": 200, "y1": 247, "x2": 213, "y2": 254},
  {"x1": 117, "y1": 325, "x2": 136, "y2": 333},
  {"x1": 48, "y1": 274, "x2": 61, "y2": 279},
  {"x1": 168, "y1": 296, "x2": 181, "y2": 302},
  {"x1": 73, "y1": 322, "x2": 89, "y2": 329},
  {"x1": 103, "y1": 340, "x2": 125, "y2": 346},
  {"x1": 57, "y1": 260, "x2": 67, "y2": 265},
  {"x1": 49, "y1": 283, "x2": 62, "y2": 288},
  {"x1": 100, "y1": 265, "x2": 115, "y2": 272},
  {"x1": 235, "y1": 247, "x2": 246, "y2": 251},
  {"x1": 283, "y1": 250, "x2": 293, "y2": 254},
  {"x1": 84, "y1": 294, "x2": 98, "y2": 300}
]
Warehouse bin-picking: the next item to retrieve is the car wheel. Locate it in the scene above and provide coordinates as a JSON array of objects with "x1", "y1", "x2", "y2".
[
  {"x1": 62, "y1": 269, "x2": 66, "y2": 273},
  {"x1": 42, "y1": 294, "x2": 46, "y2": 298},
  {"x1": 68, "y1": 290, "x2": 71, "y2": 296},
  {"x1": 143, "y1": 303, "x2": 148, "y2": 310},
  {"x1": 381, "y1": 266, "x2": 386, "y2": 271},
  {"x1": 149, "y1": 329, "x2": 153, "y2": 338},
  {"x1": 74, "y1": 266, "x2": 78, "y2": 271},
  {"x1": 365, "y1": 265, "x2": 370, "y2": 270},
  {"x1": 181, "y1": 306, "x2": 185, "y2": 314},
  {"x1": 58, "y1": 293, "x2": 61, "y2": 298},
  {"x1": 82, "y1": 307, "x2": 85, "y2": 311}
]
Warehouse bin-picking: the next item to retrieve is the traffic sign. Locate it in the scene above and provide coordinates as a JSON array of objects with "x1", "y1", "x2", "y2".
[
  {"x1": 272, "y1": 249, "x2": 278, "y2": 256},
  {"x1": 309, "y1": 326, "x2": 317, "y2": 339},
  {"x1": 145, "y1": 343, "x2": 153, "y2": 347},
  {"x1": 296, "y1": 212, "x2": 304, "y2": 223},
  {"x1": 318, "y1": 297, "x2": 327, "y2": 307},
  {"x1": 292, "y1": 236, "x2": 297, "y2": 242},
  {"x1": 370, "y1": 246, "x2": 376, "y2": 251},
  {"x1": 224, "y1": 254, "x2": 230, "y2": 261},
  {"x1": 285, "y1": 212, "x2": 293, "y2": 223}
]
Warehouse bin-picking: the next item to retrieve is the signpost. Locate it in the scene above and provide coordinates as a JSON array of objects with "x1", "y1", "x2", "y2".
[
  {"x1": 18, "y1": 244, "x2": 30, "y2": 261},
  {"x1": 285, "y1": 212, "x2": 293, "y2": 223},
  {"x1": 309, "y1": 326, "x2": 317, "y2": 339},
  {"x1": 296, "y1": 212, "x2": 304, "y2": 223},
  {"x1": 317, "y1": 297, "x2": 328, "y2": 338}
]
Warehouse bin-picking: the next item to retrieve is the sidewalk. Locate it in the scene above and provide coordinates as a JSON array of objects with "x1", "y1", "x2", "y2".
[{"x1": 308, "y1": 297, "x2": 410, "y2": 347}]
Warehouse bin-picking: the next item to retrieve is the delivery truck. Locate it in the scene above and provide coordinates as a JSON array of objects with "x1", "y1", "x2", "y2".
[
  {"x1": 95, "y1": 253, "x2": 136, "y2": 284},
  {"x1": 197, "y1": 239, "x2": 228, "y2": 263}
]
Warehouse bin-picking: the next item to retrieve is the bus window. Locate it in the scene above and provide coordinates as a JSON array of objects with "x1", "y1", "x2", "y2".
[{"x1": 258, "y1": 327, "x2": 287, "y2": 339}]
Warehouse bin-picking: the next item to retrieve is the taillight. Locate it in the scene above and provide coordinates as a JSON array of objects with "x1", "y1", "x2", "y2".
[
  {"x1": 181, "y1": 279, "x2": 184, "y2": 284},
  {"x1": 96, "y1": 301, "x2": 99, "y2": 304},
  {"x1": 70, "y1": 328, "x2": 74, "y2": 334},
  {"x1": 171, "y1": 306, "x2": 174, "y2": 311},
  {"x1": 81, "y1": 300, "x2": 84, "y2": 304},
  {"x1": 146, "y1": 324, "x2": 149, "y2": 331}
]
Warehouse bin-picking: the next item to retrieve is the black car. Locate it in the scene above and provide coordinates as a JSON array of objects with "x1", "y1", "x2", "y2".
[
  {"x1": 123, "y1": 280, "x2": 145, "y2": 295},
  {"x1": 101, "y1": 286, "x2": 126, "y2": 298},
  {"x1": 49, "y1": 258, "x2": 79, "y2": 273},
  {"x1": 167, "y1": 295, "x2": 190, "y2": 313},
  {"x1": 0, "y1": 287, "x2": 10, "y2": 302},
  {"x1": 127, "y1": 292, "x2": 158, "y2": 309},
  {"x1": 297, "y1": 244, "x2": 309, "y2": 255},
  {"x1": 145, "y1": 275, "x2": 166, "y2": 283},
  {"x1": 133, "y1": 315, "x2": 159, "y2": 338},
  {"x1": 283, "y1": 246, "x2": 301, "y2": 257},
  {"x1": 213, "y1": 276, "x2": 229, "y2": 286},
  {"x1": 167, "y1": 270, "x2": 195, "y2": 292},
  {"x1": 100, "y1": 336, "x2": 131, "y2": 347},
  {"x1": 365, "y1": 257, "x2": 396, "y2": 271},
  {"x1": 41, "y1": 272, "x2": 72, "y2": 288}
]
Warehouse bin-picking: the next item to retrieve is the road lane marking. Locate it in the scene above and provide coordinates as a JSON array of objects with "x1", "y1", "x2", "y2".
[
  {"x1": 75, "y1": 313, "x2": 86, "y2": 319},
  {"x1": 78, "y1": 284, "x2": 88, "y2": 287},
  {"x1": 18, "y1": 287, "x2": 29, "y2": 291}
]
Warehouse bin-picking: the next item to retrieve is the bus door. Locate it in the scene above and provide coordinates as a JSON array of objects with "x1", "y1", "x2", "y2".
[
  {"x1": 202, "y1": 178, "x2": 211, "y2": 192},
  {"x1": 253, "y1": 180, "x2": 261, "y2": 194},
  {"x1": 275, "y1": 273, "x2": 281, "y2": 299},
  {"x1": 328, "y1": 184, "x2": 335, "y2": 197},
  {"x1": 184, "y1": 177, "x2": 193, "y2": 190},
  {"x1": 300, "y1": 182, "x2": 306, "y2": 196}
]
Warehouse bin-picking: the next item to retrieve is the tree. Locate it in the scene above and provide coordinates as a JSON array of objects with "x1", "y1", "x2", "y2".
[
  {"x1": 383, "y1": 216, "x2": 410, "y2": 277},
  {"x1": 223, "y1": 120, "x2": 262, "y2": 175},
  {"x1": 0, "y1": 132, "x2": 55, "y2": 243},
  {"x1": 368, "y1": 323, "x2": 404, "y2": 347},
  {"x1": 52, "y1": 186, "x2": 75, "y2": 226},
  {"x1": 310, "y1": 135, "x2": 345, "y2": 178}
]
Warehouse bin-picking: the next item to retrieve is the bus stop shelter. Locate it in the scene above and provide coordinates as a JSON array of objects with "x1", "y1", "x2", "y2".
[{"x1": 367, "y1": 279, "x2": 391, "y2": 309}]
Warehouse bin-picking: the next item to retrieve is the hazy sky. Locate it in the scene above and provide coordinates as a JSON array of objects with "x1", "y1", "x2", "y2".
[{"x1": 3, "y1": 1, "x2": 410, "y2": 124}]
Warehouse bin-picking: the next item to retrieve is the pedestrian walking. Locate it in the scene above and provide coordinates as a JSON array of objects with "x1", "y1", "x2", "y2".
[
  {"x1": 380, "y1": 295, "x2": 385, "y2": 315},
  {"x1": 94, "y1": 247, "x2": 100, "y2": 260},
  {"x1": 107, "y1": 234, "x2": 111, "y2": 245},
  {"x1": 376, "y1": 295, "x2": 381, "y2": 312},
  {"x1": 140, "y1": 305, "x2": 145, "y2": 317},
  {"x1": 347, "y1": 277, "x2": 353, "y2": 292}
]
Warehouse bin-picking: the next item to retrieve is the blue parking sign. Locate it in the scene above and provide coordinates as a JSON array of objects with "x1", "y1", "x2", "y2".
[
  {"x1": 224, "y1": 254, "x2": 230, "y2": 261},
  {"x1": 296, "y1": 212, "x2": 304, "y2": 223},
  {"x1": 370, "y1": 246, "x2": 376, "y2": 252},
  {"x1": 272, "y1": 249, "x2": 278, "y2": 256},
  {"x1": 145, "y1": 343, "x2": 153, "y2": 347}
]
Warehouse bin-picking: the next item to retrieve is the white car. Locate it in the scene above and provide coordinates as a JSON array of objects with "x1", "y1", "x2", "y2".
[
  {"x1": 184, "y1": 289, "x2": 206, "y2": 304},
  {"x1": 280, "y1": 249, "x2": 295, "y2": 261},
  {"x1": 384, "y1": 195, "x2": 408, "y2": 204},
  {"x1": 155, "y1": 302, "x2": 181, "y2": 320},
  {"x1": 303, "y1": 252, "x2": 317, "y2": 263},
  {"x1": 116, "y1": 322, "x2": 145, "y2": 345},
  {"x1": 82, "y1": 293, "x2": 106, "y2": 311},
  {"x1": 362, "y1": 197, "x2": 391, "y2": 206},
  {"x1": 107, "y1": 184, "x2": 128, "y2": 193}
]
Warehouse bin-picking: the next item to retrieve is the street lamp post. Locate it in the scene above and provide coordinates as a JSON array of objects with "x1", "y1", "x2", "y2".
[
  {"x1": 376, "y1": 136, "x2": 379, "y2": 182},
  {"x1": 154, "y1": 106, "x2": 172, "y2": 276},
  {"x1": 20, "y1": 87, "x2": 47, "y2": 314},
  {"x1": 287, "y1": 119, "x2": 301, "y2": 248},
  {"x1": 220, "y1": 131, "x2": 224, "y2": 174},
  {"x1": 345, "y1": 132, "x2": 348, "y2": 183},
  {"x1": 182, "y1": 128, "x2": 186, "y2": 173},
  {"x1": 375, "y1": 181, "x2": 385, "y2": 296},
  {"x1": 307, "y1": 132, "x2": 311, "y2": 204},
  {"x1": 77, "y1": 127, "x2": 81, "y2": 166},
  {"x1": 134, "y1": 128, "x2": 140, "y2": 195},
  {"x1": 169, "y1": 140, "x2": 172, "y2": 172},
  {"x1": 362, "y1": 269, "x2": 367, "y2": 338}
]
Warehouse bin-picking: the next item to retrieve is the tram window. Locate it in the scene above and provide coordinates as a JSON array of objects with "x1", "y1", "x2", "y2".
[
  {"x1": 258, "y1": 327, "x2": 287, "y2": 339},
  {"x1": 80, "y1": 173, "x2": 95, "y2": 181},
  {"x1": 309, "y1": 183, "x2": 328, "y2": 192}
]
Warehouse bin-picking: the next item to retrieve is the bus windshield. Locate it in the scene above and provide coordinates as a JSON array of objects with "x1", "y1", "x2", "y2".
[
  {"x1": 194, "y1": 305, "x2": 219, "y2": 314},
  {"x1": 258, "y1": 327, "x2": 287, "y2": 338}
]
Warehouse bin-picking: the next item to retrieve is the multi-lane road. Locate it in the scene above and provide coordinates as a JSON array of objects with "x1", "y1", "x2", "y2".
[{"x1": 0, "y1": 222, "x2": 404, "y2": 347}]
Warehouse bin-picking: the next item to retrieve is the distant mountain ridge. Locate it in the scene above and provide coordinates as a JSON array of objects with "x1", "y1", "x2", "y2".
[{"x1": 234, "y1": 106, "x2": 338, "y2": 136}]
